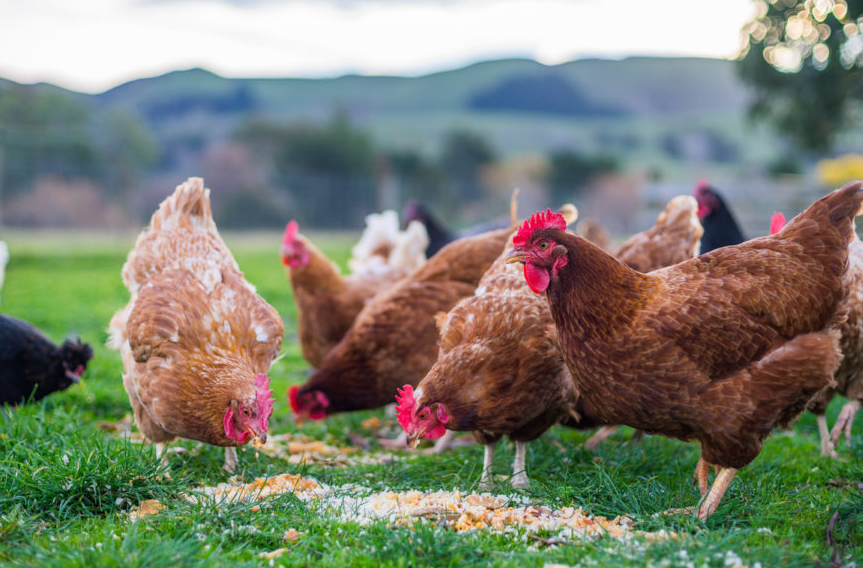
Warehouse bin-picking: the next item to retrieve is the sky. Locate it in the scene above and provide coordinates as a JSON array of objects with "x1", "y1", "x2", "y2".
[{"x1": 0, "y1": 0, "x2": 757, "y2": 94}]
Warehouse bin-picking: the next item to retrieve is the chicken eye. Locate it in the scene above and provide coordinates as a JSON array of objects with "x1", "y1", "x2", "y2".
[
  {"x1": 243, "y1": 408, "x2": 251, "y2": 417},
  {"x1": 418, "y1": 410, "x2": 429, "y2": 420},
  {"x1": 538, "y1": 241, "x2": 549, "y2": 250}
]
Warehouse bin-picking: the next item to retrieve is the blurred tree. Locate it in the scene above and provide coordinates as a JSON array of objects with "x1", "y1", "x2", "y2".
[
  {"x1": 738, "y1": 0, "x2": 863, "y2": 152},
  {"x1": 0, "y1": 86, "x2": 97, "y2": 195},
  {"x1": 94, "y1": 108, "x2": 158, "y2": 195},
  {"x1": 439, "y1": 129, "x2": 496, "y2": 202},
  {"x1": 234, "y1": 111, "x2": 377, "y2": 228},
  {"x1": 385, "y1": 149, "x2": 447, "y2": 208},
  {"x1": 547, "y1": 150, "x2": 619, "y2": 205}
]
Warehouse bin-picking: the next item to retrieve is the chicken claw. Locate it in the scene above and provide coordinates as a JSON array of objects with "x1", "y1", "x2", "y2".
[{"x1": 829, "y1": 400, "x2": 861, "y2": 448}]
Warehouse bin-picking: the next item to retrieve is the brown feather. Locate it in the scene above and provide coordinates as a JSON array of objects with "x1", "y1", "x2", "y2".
[
  {"x1": 109, "y1": 178, "x2": 283, "y2": 448},
  {"x1": 533, "y1": 182, "x2": 862, "y2": 470},
  {"x1": 294, "y1": 226, "x2": 514, "y2": 415}
]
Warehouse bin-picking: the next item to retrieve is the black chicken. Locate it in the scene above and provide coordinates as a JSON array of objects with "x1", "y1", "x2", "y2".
[
  {"x1": 0, "y1": 314, "x2": 93, "y2": 406},
  {"x1": 693, "y1": 181, "x2": 745, "y2": 253},
  {"x1": 401, "y1": 200, "x2": 511, "y2": 257}
]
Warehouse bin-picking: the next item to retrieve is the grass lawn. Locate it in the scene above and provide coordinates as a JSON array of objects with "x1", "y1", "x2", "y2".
[{"x1": 0, "y1": 229, "x2": 861, "y2": 568}]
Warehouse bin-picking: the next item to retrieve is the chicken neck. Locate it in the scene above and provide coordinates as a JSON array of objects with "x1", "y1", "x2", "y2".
[{"x1": 545, "y1": 233, "x2": 660, "y2": 344}]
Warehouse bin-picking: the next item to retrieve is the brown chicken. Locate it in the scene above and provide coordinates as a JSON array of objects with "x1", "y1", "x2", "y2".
[
  {"x1": 281, "y1": 215, "x2": 427, "y2": 367},
  {"x1": 505, "y1": 181, "x2": 863, "y2": 519},
  {"x1": 575, "y1": 218, "x2": 611, "y2": 251},
  {"x1": 396, "y1": 196, "x2": 702, "y2": 486},
  {"x1": 108, "y1": 178, "x2": 283, "y2": 473},
  {"x1": 614, "y1": 195, "x2": 704, "y2": 272},
  {"x1": 771, "y1": 211, "x2": 863, "y2": 457},
  {"x1": 395, "y1": 231, "x2": 589, "y2": 488},
  {"x1": 288, "y1": 224, "x2": 515, "y2": 424}
]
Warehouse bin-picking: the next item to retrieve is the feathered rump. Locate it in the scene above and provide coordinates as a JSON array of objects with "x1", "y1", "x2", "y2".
[{"x1": 148, "y1": 177, "x2": 215, "y2": 231}]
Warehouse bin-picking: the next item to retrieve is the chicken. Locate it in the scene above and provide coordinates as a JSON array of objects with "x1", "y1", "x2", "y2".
[
  {"x1": 108, "y1": 177, "x2": 283, "y2": 473},
  {"x1": 402, "y1": 200, "x2": 454, "y2": 257},
  {"x1": 281, "y1": 213, "x2": 427, "y2": 367},
  {"x1": 505, "y1": 181, "x2": 863, "y2": 519},
  {"x1": 401, "y1": 199, "x2": 512, "y2": 257},
  {"x1": 614, "y1": 196, "x2": 703, "y2": 272},
  {"x1": 349, "y1": 210, "x2": 428, "y2": 277},
  {"x1": 770, "y1": 211, "x2": 863, "y2": 457},
  {"x1": 575, "y1": 218, "x2": 611, "y2": 251},
  {"x1": 397, "y1": 197, "x2": 702, "y2": 480},
  {"x1": 693, "y1": 181, "x2": 745, "y2": 253},
  {"x1": 395, "y1": 210, "x2": 595, "y2": 488},
  {"x1": 0, "y1": 314, "x2": 92, "y2": 406},
  {"x1": 289, "y1": 214, "x2": 519, "y2": 424}
]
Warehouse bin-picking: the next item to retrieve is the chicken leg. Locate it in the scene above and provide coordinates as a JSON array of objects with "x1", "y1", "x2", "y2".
[
  {"x1": 223, "y1": 446, "x2": 238, "y2": 473},
  {"x1": 694, "y1": 457, "x2": 710, "y2": 495},
  {"x1": 583, "y1": 425, "x2": 618, "y2": 451},
  {"x1": 830, "y1": 399, "x2": 861, "y2": 448},
  {"x1": 478, "y1": 443, "x2": 496, "y2": 491},
  {"x1": 510, "y1": 441, "x2": 529, "y2": 488},
  {"x1": 816, "y1": 414, "x2": 839, "y2": 458},
  {"x1": 695, "y1": 467, "x2": 737, "y2": 520}
]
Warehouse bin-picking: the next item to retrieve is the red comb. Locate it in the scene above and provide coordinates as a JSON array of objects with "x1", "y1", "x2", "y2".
[
  {"x1": 513, "y1": 209, "x2": 566, "y2": 247},
  {"x1": 770, "y1": 211, "x2": 786, "y2": 235},
  {"x1": 395, "y1": 384, "x2": 416, "y2": 431},
  {"x1": 695, "y1": 178, "x2": 709, "y2": 191},
  {"x1": 254, "y1": 374, "x2": 274, "y2": 429},
  {"x1": 283, "y1": 220, "x2": 298, "y2": 247},
  {"x1": 288, "y1": 385, "x2": 301, "y2": 413}
]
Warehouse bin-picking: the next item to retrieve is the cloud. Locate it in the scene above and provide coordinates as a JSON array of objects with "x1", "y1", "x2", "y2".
[{"x1": 138, "y1": 0, "x2": 466, "y2": 6}]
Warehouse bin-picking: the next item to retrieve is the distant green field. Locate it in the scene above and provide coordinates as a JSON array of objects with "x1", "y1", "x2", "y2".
[{"x1": 0, "y1": 231, "x2": 861, "y2": 568}]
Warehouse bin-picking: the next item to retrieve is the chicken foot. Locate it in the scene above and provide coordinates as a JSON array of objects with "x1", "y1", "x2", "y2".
[
  {"x1": 583, "y1": 425, "x2": 618, "y2": 451},
  {"x1": 510, "y1": 441, "x2": 529, "y2": 488},
  {"x1": 816, "y1": 414, "x2": 839, "y2": 458},
  {"x1": 223, "y1": 446, "x2": 238, "y2": 473},
  {"x1": 695, "y1": 467, "x2": 737, "y2": 520},
  {"x1": 478, "y1": 443, "x2": 496, "y2": 491},
  {"x1": 829, "y1": 399, "x2": 861, "y2": 449}
]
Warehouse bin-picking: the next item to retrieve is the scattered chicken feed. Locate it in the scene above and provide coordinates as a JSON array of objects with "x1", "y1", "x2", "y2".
[{"x1": 129, "y1": 472, "x2": 677, "y2": 545}]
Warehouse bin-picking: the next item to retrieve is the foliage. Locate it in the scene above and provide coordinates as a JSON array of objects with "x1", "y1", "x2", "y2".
[
  {"x1": 233, "y1": 111, "x2": 377, "y2": 228},
  {"x1": 439, "y1": 129, "x2": 497, "y2": 203},
  {"x1": 385, "y1": 149, "x2": 447, "y2": 208},
  {"x1": 547, "y1": 150, "x2": 620, "y2": 204},
  {"x1": 0, "y1": 84, "x2": 157, "y2": 199},
  {"x1": 738, "y1": 0, "x2": 863, "y2": 152}
]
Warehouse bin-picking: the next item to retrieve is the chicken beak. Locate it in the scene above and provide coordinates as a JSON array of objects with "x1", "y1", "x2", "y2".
[
  {"x1": 406, "y1": 428, "x2": 426, "y2": 448},
  {"x1": 247, "y1": 425, "x2": 267, "y2": 446},
  {"x1": 504, "y1": 248, "x2": 527, "y2": 264}
]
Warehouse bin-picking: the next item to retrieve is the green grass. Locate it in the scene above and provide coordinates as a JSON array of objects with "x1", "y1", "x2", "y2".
[{"x1": 1, "y1": 230, "x2": 861, "y2": 568}]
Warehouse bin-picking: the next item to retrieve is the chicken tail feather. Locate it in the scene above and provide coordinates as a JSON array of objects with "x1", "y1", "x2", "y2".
[
  {"x1": 150, "y1": 177, "x2": 215, "y2": 231},
  {"x1": 785, "y1": 181, "x2": 863, "y2": 246}
]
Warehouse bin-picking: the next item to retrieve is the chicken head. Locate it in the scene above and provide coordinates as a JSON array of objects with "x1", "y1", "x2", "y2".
[
  {"x1": 288, "y1": 385, "x2": 330, "y2": 425},
  {"x1": 223, "y1": 374, "x2": 274, "y2": 446},
  {"x1": 505, "y1": 209, "x2": 569, "y2": 293},
  {"x1": 395, "y1": 384, "x2": 449, "y2": 447},
  {"x1": 281, "y1": 221, "x2": 311, "y2": 268}
]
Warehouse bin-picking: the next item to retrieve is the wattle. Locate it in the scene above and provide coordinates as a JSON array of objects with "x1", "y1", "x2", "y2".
[
  {"x1": 223, "y1": 408, "x2": 249, "y2": 443},
  {"x1": 524, "y1": 263, "x2": 550, "y2": 293},
  {"x1": 425, "y1": 423, "x2": 447, "y2": 439}
]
